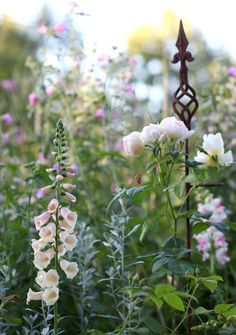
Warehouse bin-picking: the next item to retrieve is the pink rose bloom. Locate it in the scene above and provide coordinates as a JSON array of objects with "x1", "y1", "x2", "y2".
[
  {"x1": 53, "y1": 23, "x2": 65, "y2": 33},
  {"x1": 2, "y1": 113, "x2": 13, "y2": 125},
  {"x1": 29, "y1": 93, "x2": 40, "y2": 105},
  {"x1": 45, "y1": 86, "x2": 54, "y2": 96},
  {"x1": 95, "y1": 108, "x2": 105, "y2": 120},
  {"x1": 38, "y1": 24, "x2": 48, "y2": 34}
]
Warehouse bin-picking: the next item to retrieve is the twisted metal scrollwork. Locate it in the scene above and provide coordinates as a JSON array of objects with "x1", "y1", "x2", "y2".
[{"x1": 172, "y1": 20, "x2": 198, "y2": 129}]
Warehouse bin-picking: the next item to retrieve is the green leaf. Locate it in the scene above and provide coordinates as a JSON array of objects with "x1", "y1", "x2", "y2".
[
  {"x1": 106, "y1": 188, "x2": 126, "y2": 214},
  {"x1": 150, "y1": 295, "x2": 163, "y2": 308},
  {"x1": 202, "y1": 279, "x2": 218, "y2": 293},
  {"x1": 206, "y1": 275, "x2": 223, "y2": 282},
  {"x1": 152, "y1": 257, "x2": 170, "y2": 272},
  {"x1": 134, "y1": 327, "x2": 150, "y2": 335},
  {"x1": 155, "y1": 284, "x2": 176, "y2": 297},
  {"x1": 162, "y1": 236, "x2": 185, "y2": 249},
  {"x1": 126, "y1": 185, "x2": 149, "y2": 203},
  {"x1": 192, "y1": 221, "x2": 210, "y2": 234},
  {"x1": 212, "y1": 222, "x2": 229, "y2": 233},
  {"x1": 214, "y1": 304, "x2": 234, "y2": 314},
  {"x1": 223, "y1": 307, "x2": 236, "y2": 317},
  {"x1": 194, "y1": 306, "x2": 211, "y2": 315},
  {"x1": 164, "y1": 293, "x2": 185, "y2": 312}
]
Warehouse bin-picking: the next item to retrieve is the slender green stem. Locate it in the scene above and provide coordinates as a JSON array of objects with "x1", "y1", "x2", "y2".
[
  {"x1": 171, "y1": 283, "x2": 199, "y2": 335},
  {"x1": 54, "y1": 156, "x2": 61, "y2": 335}
]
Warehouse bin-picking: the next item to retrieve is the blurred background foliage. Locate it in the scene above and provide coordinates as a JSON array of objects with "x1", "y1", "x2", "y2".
[{"x1": 0, "y1": 6, "x2": 236, "y2": 335}]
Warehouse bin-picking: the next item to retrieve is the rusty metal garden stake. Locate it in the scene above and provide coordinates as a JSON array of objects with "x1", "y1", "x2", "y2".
[
  {"x1": 172, "y1": 20, "x2": 198, "y2": 335},
  {"x1": 171, "y1": 20, "x2": 223, "y2": 334}
]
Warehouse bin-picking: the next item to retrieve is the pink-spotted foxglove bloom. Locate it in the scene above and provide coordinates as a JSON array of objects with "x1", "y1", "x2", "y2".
[
  {"x1": 122, "y1": 131, "x2": 144, "y2": 156},
  {"x1": 194, "y1": 133, "x2": 233, "y2": 168},
  {"x1": 27, "y1": 120, "x2": 78, "y2": 318}
]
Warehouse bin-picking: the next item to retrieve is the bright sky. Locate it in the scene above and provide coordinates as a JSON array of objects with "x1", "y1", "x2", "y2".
[{"x1": 1, "y1": 0, "x2": 236, "y2": 60}]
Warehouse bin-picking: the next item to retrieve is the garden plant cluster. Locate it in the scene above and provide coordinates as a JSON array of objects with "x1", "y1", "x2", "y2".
[{"x1": 1, "y1": 5, "x2": 236, "y2": 335}]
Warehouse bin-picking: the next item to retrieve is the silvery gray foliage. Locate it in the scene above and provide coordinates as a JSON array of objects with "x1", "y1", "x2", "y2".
[
  {"x1": 73, "y1": 221, "x2": 99, "y2": 333},
  {"x1": 101, "y1": 199, "x2": 145, "y2": 334}
]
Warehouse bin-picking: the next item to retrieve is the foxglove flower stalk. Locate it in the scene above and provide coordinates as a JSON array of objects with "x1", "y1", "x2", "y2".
[
  {"x1": 27, "y1": 120, "x2": 78, "y2": 334},
  {"x1": 194, "y1": 195, "x2": 230, "y2": 266}
]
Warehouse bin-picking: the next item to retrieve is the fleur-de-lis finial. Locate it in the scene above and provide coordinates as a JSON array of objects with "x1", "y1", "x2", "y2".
[{"x1": 172, "y1": 20, "x2": 198, "y2": 128}]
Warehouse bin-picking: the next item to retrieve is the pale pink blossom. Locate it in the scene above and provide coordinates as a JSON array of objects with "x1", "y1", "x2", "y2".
[
  {"x1": 45, "y1": 86, "x2": 54, "y2": 96},
  {"x1": 38, "y1": 24, "x2": 48, "y2": 34},
  {"x1": 48, "y1": 199, "x2": 59, "y2": 214},
  {"x1": 33, "y1": 248, "x2": 55, "y2": 270},
  {"x1": 29, "y1": 92, "x2": 40, "y2": 105},
  {"x1": 53, "y1": 23, "x2": 65, "y2": 33},
  {"x1": 62, "y1": 183, "x2": 76, "y2": 191},
  {"x1": 63, "y1": 192, "x2": 76, "y2": 203},
  {"x1": 42, "y1": 287, "x2": 59, "y2": 306},
  {"x1": 34, "y1": 212, "x2": 51, "y2": 231},
  {"x1": 41, "y1": 185, "x2": 53, "y2": 194},
  {"x1": 59, "y1": 231, "x2": 77, "y2": 251},
  {"x1": 95, "y1": 108, "x2": 105, "y2": 120},
  {"x1": 39, "y1": 222, "x2": 56, "y2": 242}
]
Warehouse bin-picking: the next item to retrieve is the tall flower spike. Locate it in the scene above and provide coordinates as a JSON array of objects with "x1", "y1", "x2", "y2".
[
  {"x1": 172, "y1": 20, "x2": 198, "y2": 129},
  {"x1": 27, "y1": 120, "x2": 78, "y2": 335}
]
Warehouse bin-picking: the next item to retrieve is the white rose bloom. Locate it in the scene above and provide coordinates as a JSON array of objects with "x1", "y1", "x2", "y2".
[
  {"x1": 33, "y1": 248, "x2": 55, "y2": 270},
  {"x1": 31, "y1": 238, "x2": 47, "y2": 252},
  {"x1": 42, "y1": 287, "x2": 59, "y2": 306},
  {"x1": 60, "y1": 259, "x2": 78, "y2": 279},
  {"x1": 34, "y1": 211, "x2": 51, "y2": 231},
  {"x1": 48, "y1": 199, "x2": 59, "y2": 214},
  {"x1": 140, "y1": 123, "x2": 161, "y2": 145},
  {"x1": 39, "y1": 222, "x2": 56, "y2": 242},
  {"x1": 159, "y1": 116, "x2": 194, "y2": 140},
  {"x1": 59, "y1": 231, "x2": 78, "y2": 251},
  {"x1": 122, "y1": 131, "x2": 144, "y2": 156},
  {"x1": 27, "y1": 288, "x2": 42, "y2": 304},
  {"x1": 195, "y1": 133, "x2": 233, "y2": 167},
  {"x1": 60, "y1": 207, "x2": 77, "y2": 232}
]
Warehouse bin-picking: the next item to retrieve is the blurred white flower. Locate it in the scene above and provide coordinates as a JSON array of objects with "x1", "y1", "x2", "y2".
[
  {"x1": 59, "y1": 231, "x2": 77, "y2": 251},
  {"x1": 39, "y1": 223, "x2": 56, "y2": 242},
  {"x1": 122, "y1": 131, "x2": 144, "y2": 156},
  {"x1": 195, "y1": 133, "x2": 233, "y2": 167},
  {"x1": 60, "y1": 207, "x2": 77, "y2": 232},
  {"x1": 33, "y1": 248, "x2": 55, "y2": 270},
  {"x1": 159, "y1": 116, "x2": 194, "y2": 140},
  {"x1": 60, "y1": 259, "x2": 78, "y2": 279},
  {"x1": 42, "y1": 287, "x2": 59, "y2": 306},
  {"x1": 27, "y1": 288, "x2": 42, "y2": 304}
]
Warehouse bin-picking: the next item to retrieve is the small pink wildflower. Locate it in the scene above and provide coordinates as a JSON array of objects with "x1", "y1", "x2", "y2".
[
  {"x1": 53, "y1": 23, "x2": 65, "y2": 33},
  {"x1": 2, "y1": 113, "x2": 13, "y2": 125},
  {"x1": 95, "y1": 108, "x2": 105, "y2": 120},
  {"x1": 38, "y1": 24, "x2": 48, "y2": 34},
  {"x1": 29, "y1": 93, "x2": 40, "y2": 105}
]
